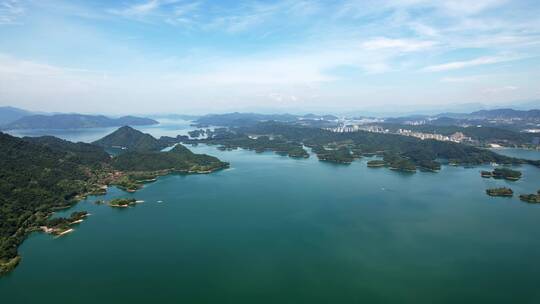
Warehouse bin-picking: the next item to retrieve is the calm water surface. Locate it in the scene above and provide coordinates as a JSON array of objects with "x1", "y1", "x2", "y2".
[
  {"x1": 1, "y1": 123, "x2": 540, "y2": 303},
  {"x1": 490, "y1": 147, "x2": 540, "y2": 160}
]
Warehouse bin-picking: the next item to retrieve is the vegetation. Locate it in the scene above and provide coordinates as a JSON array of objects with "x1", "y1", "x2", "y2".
[
  {"x1": 383, "y1": 153, "x2": 417, "y2": 172},
  {"x1": 367, "y1": 160, "x2": 386, "y2": 167},
  {"x1": 492, "y1": 168, "x2": 522, "y2": 180},
  {"x1": 519, "y1": 190, "x2": 540, "y2": 203},
  {"x1": 24, "y1": 136, "x2": 111, "y2": 166},
  {"x1": 186, "y1": 122, "x2": 524, "y2": 171},
  {"x1": 486, "y1": 187, "x2": 514, "y2": 197},
  {"x1": 108, "y1": 198, "x2": 138, "y2": 208},
  {"x1": 481, "y1": 171, "x2": 493, "y2": 178},
  {"x1": 45, "y1": 211, "x2": 89, "y2": 233},
  {"x1": 311, "y1": 145, "x2": 353, "y2": 163},
  {"x1": 112, "y1": 144, "x2": 229, "y2": 173},
  {"x1": 0, "y1": 127, "x2": 228, "y2": 275},
  {"x1": 0, "y1": 132, "x2": 105, "y2": 275},
  {"x1": 189, "y1": 132, "x2": 309, "y2": 159},
  {"x1": 188, "y1": 129, "x2": 205, "y2": 138},
  {"x1": 93, "y1": 126, "x2": 165, "y2": 152}
]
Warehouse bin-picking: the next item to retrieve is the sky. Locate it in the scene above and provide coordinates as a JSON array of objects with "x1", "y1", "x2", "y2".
[{"x1": 0, "y1": 0, "x2": 539, "y2": 115}]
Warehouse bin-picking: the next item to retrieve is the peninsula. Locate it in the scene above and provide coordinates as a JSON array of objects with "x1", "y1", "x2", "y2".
[{"x1": 0, "y1": 127, "x2": 228, "y2": 275}]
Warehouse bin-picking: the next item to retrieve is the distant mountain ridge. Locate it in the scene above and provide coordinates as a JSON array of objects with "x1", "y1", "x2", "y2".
[
  {"x1": 195, "y1": 112, "x2": 338, "y2": 127},
  {"x1": 468, "y1": 109, "x2": 540, "y2": 119},
  {"x1": 0, "y1": 106, "x2": 33, "y2": 125},
  {"x1": 195, "y1": 112, "x2": 298, "y2": 127},
  {"x1": 1, "y1": 114, "x2": 158, "y2": 130}
]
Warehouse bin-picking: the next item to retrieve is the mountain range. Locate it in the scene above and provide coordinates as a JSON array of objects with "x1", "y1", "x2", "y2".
[
  {"x1": 0, "y1": 110, "x2": 158, "y2": 130},
  {"x1": 0, "y1": 106, "x2": 33, "y2": 125}
]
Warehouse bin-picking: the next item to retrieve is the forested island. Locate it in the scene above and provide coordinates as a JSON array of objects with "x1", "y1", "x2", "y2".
[
  {"x1": 108, "y1": 198, "x2": 139, "y2": 208},
  {"x1": 519, "y1": 191, "x2": 540, "y2": 203},
  {"x1": 0, "y1": 127, "x2": 228, "y2": 275},
  {"x1": 492, "y1": 168, "x2": 522, "y2": 180},
  {"x1": 181, "y1": 122, "x2": 535, "y2": 174},
  {"x1": 480, "y1": 168, "x2": 522, "y2": 180},
  {"x1": 486, "y1": 188, "x2": 514, "y2": 197}
]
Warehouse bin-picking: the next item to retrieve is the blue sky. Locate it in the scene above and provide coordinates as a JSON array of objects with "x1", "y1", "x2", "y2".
[{"x1": 0, "y1": 0, "x2": 539, "y2": 114}]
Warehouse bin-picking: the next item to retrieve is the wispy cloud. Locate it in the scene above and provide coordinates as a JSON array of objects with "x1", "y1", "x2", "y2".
[
  {"x1": 483, "y1": 85, "x2": 518, "y2": 94},
  {"x1": 440, "y1": 75, "x2": 483, "y2": 83},
  {"x1": 362, "y1": 37, "x2": 436, "y2": 52},
  {"x1": 0, "y1": 0, "x2": 24, "y2": 25},
  {"x1": 424, "y1": 56, "x2": 518, "y2": 72},
  {"x1": 109, "y1": 0, "x2": 184, "y2": 18}
]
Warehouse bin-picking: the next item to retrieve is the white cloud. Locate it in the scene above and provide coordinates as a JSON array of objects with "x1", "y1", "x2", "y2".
[
  {"x1": 362, "y1": 37, "x2": 436, "y2": 52},
  {"x1": 424, "y1": 56, "x2": 516, "y2": 72},
  {"x1": 440, "y1": 0, "x2": 507, "y2": 16},
  {"x1": 483, "y1": 85, "x2": 518, "y2": 94},
  {"x1": 109, "y1": 0, "x2": 186, "y2": 18},
  {"x1": 440, "y1": 76, "x2": 482, "y2": 83}
]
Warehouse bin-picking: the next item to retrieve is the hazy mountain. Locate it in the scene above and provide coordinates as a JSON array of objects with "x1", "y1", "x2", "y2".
[
  {"x1": 92, "y1": 126, "x2": 163, "y2": 152},
  {"x1": 2, "y1": 114, "x2": 158, "y2": 130},
  {"x1": 149, "y1": 114, "x2": 200, "y2": 120},
  {"x1": 0, "y1": 106, "x2": 33, "y2": 125},
  {"x1": 195, "y1": 112, "x2": 298, "y2": 127},
  {"x1": 468, "y1": 109, "x2": 540, "y2": 119}
]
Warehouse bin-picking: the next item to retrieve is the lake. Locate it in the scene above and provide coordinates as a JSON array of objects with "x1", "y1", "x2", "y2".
[
  {"x1": 489, "y1": 147, "x2": 540, "y2": 160},
  {"x1": 1, "y1": 122, "x2": 540, "y2": 303}
]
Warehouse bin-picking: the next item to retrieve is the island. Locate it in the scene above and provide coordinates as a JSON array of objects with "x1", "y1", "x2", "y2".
[
  {"x1": 519, "y1": 190, "x2": 540, "y2": 203},
  {"x1": 480, "y1": 171, "x2": 493, "y2": 178},
  {"x1": 108, "y1": 198, "x2": 138, "y2": 208},
  {"x1": 312, "y1": 145, "x2": 353, "y2": 164},
  {"x1": 384, "y1": 153, "x2": 417, "y2": 172},
  {"x1": 486, "y1": 187, "x2": 514, "y2": 197},
  {"x1": 180, "y1": 121, "x2": 532, "y2": 174},
  {"x1": 367, "y1": 160, "x2": 386, "y2": 167},
  {"x1": 491, "y1": 168, "x2": 522, "y2": 180}
]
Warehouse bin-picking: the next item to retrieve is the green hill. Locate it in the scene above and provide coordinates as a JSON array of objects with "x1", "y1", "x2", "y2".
[
  {"x1": 93, "y1": 126, "x2": 164, "y2": 152},
  {"x1": 0, "y1": 128, "x2": 228, "y2": 275},
  {"x1": 112, "y1": 144, "x2": 229, "y2": 173},
  {"x1": 0, "y1": 132, "x2": 104, "y2": 274}
]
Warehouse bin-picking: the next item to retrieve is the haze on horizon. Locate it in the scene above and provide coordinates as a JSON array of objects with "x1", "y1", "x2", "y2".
[{"x1": 0, "y1": 0, "x2": 539, "y2": 115}]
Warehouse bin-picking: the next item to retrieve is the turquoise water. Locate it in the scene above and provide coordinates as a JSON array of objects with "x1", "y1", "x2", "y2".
[
  {"x1": 489, "y1": 147, "x2": 540, "y2": 160},
  {"x1": 2, "y1": 124, "x2": 540, "y2": 303}
]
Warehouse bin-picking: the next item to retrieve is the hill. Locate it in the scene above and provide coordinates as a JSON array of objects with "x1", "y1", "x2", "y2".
[
  {"x1": 0, "y1": 128, "x2": 228, "y2": 275},
  {"x1": 92, "y1": 126, "x2": 164, "y2": 152},
  {"x1": 2, "y1": 114, "x2": 158, "y2": 130},
  {"x1": 112, "y1": 144, "x2": 229, "y2": 173},
  {"x1": 0, "y1": 132, "x2": 106, "y2": 274},
  {"x1": 23, "y1": 136, "x2": 110, "y2": 166},
  {"x1": 0, "y1": 106, "x2": 33, "y2": 125}
]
